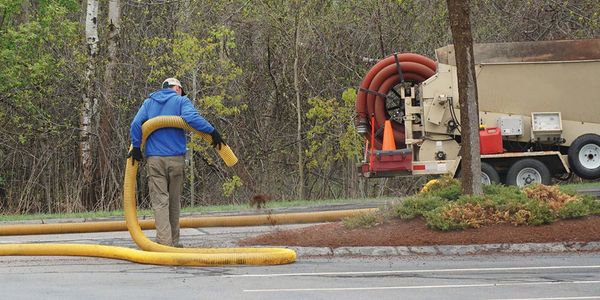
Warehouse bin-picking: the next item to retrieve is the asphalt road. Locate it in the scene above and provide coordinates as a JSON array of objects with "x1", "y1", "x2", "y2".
[
  {"x1": 2, "y1": 252, "x2": 600, "y2": 299},
  {"x1": 1, "y1": 225, "x2": 600, "y2": 300}
]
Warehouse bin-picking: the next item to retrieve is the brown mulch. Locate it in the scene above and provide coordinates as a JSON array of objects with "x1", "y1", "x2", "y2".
[{"x1": 239, "y1": 216, "x2": 600, "y2": 248}]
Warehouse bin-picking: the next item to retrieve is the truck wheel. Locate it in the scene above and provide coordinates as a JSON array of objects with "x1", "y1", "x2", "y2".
[
  {"x1": 456, "y1": 162, "x2": 500, "y2": 185},
  {"x1": 506, "y1": 159, "x2": 551, "y2": 187},
  {"x1": 568, "y1": 134, "x2": 600, "y2": 180},
  {"x1": 481, "y1": 162, "x2": 501, "y2": 185}
]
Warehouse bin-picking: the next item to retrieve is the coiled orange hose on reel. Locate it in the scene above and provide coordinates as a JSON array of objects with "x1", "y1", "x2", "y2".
[{"x1": 356, "y1": 53, "x2": 437, "y2": 149}]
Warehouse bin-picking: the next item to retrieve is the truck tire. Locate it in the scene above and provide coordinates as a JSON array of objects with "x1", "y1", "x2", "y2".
[
  {"x1": 481, "y1": 162, "x2": 501, "y2": 185},
  {"x1": 506, "y1": 159, "x2": 551, "y2": 187},
  {"x1": 568, "y1": 134, "x2": 600, "y2": 180},
  {"x1": 456, "y1": 162, "x2": 500, "y2": 185}
]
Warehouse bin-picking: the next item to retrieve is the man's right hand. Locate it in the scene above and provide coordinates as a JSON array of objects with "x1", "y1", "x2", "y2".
[
  {"x1": 210, "y1": 129, "x2": 226, "y2": 150},
  {"x1": 128, "y1": 147, "x2": 143, "y2": 164}
]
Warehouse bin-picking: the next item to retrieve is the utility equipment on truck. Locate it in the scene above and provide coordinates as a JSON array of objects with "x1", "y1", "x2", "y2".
[{"x1": 356, "y1": 39, "x2": 600, "y2": 186}]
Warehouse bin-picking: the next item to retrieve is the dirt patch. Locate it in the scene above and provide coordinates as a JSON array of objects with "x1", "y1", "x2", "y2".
[{"x1": 239, "y1": 215, "x2": 600, "y2": 248}]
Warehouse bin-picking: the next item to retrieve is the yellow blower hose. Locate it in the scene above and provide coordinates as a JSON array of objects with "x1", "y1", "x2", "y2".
[
  {"x1": 126, "y1": 116, "x2": 296, "y2": 261},
  {"x1": 141, "y1": 116, "x2": 238, "y2": 167},
  {"x1": 0, "y1": 208, "x2": 378, "y2": 236},
  {"x1": 0, "y1": 116, "x2": 296, "y2": 266}
]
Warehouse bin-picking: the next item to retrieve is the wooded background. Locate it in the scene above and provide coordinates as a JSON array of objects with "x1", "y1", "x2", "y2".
[{"x1": 1, "y1": 0, "x2": 599, "y2": 213}]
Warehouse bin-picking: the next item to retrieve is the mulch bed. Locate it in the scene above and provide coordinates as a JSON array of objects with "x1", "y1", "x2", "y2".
[{"x1": 239, "y1": 215, "x2": 600, "y2": 248}]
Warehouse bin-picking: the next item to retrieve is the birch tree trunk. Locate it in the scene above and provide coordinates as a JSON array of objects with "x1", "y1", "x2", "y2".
[
  {"x1": 81, "y1": 0, "x2": 100, "y2": 207},
  {"x1": 446, "y1": 0, "x2": 483, "y2": 195},
  {"x1": 293, "y1": 7, "x2": 304, "y2": 200}
]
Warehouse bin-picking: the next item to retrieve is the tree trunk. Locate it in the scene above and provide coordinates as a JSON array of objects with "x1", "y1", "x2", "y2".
[
  {"x1": 99, "y1": 0, "x2": 121, "y2": 209},
  {"x1": 293, "y1": 8, "x2": 304, "y2": 200},
  {"x1": 81, "y1": 0, "x2": 100, "y2": 208},
  {"x1": 190, "y1": 70, "x2": 198, "y2": 207},
  {"x1": 446, "y1": 0, "x2": 483, "y2": 196},
  {"x1": 375, "y1": 0, "x2": 386, "y2": 57}
]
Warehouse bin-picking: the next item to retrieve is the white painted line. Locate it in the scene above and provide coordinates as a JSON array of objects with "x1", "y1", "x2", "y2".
[
  {"x1": 488, "y1": 297, "x2": 600, "y2": 300},
  {"x1": 225, "y1": 265, "x2": 600, "y2": 278},
  {"x1": 244, "y1": 280, "x2": 600, "y2": 293}
]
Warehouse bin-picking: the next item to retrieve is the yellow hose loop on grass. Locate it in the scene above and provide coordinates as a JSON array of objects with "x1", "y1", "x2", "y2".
[{"x1": 0, "y1": 208, "x2": 378, "y2": 236}]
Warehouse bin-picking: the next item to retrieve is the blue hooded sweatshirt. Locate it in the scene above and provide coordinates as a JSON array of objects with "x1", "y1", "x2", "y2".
[{"x1": 130, "y1": 89, "x2": 215, "y2": 156}]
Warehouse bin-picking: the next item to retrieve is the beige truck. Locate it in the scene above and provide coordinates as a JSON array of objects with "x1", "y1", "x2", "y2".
[{"x1": 356, "y1": 39, "x2": 600, "y2": 186}]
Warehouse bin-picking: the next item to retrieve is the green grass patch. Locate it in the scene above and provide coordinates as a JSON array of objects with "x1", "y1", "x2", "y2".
[
  {"x1": 559, "y1": 182, "x2": 600, "y2": 194},
  {"x1": 0, "y1": 197, "x2": 392, "y2": 222}
]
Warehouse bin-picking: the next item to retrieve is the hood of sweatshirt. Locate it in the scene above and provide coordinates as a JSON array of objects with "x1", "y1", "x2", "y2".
[{"x1": 149, "y1": 89, "x2": 177, "y2": 104}]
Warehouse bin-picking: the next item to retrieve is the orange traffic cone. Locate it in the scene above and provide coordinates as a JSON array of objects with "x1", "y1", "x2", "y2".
[{"x1": 382, "y1": 120, "x2": 396, "y2": 151}]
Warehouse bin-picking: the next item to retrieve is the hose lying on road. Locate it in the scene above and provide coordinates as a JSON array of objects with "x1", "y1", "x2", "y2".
[{"x1": 0, "y1": 243, "x2": 292, "y2": 267}]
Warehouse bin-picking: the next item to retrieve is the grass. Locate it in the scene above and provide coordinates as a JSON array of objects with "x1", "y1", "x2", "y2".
[
  {"x1": 0, "y1": 196, "x2": 394, "y2": 222},
  {"x1": 559, "y1": 182, "x2": 600, "y2": 194}
]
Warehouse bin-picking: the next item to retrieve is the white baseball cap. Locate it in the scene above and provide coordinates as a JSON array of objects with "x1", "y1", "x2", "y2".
[{"x1": 162, "y1": 77, "x2": 186, "y2": 95}]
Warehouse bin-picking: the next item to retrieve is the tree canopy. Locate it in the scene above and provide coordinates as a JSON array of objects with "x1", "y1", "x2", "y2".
[{"x1": 0, "y1": 0, "x2": 598, "y2": 213}]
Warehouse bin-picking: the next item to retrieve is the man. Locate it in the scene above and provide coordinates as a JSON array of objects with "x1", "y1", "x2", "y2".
[{"x1": 129, "y1": 77, "x2": 224, "y2": 247}]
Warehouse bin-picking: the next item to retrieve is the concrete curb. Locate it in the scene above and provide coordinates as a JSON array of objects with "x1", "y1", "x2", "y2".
[{"x1": 286, "y1": 241, "x2": 600, "y2": 257}]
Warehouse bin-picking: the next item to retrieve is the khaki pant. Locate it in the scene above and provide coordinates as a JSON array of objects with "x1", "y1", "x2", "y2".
[{"x1": 147, "y1": 155, "x2": 185, "y2": 246}]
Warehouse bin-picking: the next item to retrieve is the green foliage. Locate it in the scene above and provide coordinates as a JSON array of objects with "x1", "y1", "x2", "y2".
[
  {"x1": 397, "y1": 182, "x2": 599, "y2": 231},
  {"x1": 424, "y1": 206, "x2": 467, "y2": 231},
  {"x1": 588, "y1": 196, "x2": 600, "y2": 215},
  {"x1": 142, "y1": 26, "x2": 245, "y2": 163},
  {"x1": 558, "y1": 195, "x2": 600, "y2": 219},
  {"x1": 420, "y1": 176, "x2": 462, "y2": 201},
  {"x1": 395, "y1": 195, "x2": 448, "y2": 219},
  {"x1": 222, "y1": 175, "x2": 243, "y2": 197},
  {"x1": 481, "y1": 184, "x2": 531, "y2": 210},
  {"x1": 0, "y1": 0, "x2": 80, "y2": 140},
  {"x1": 521, "y1": 200, "x2": 555, "y2": 225},
  {"x1": 342, "y1": 211, "x2": 381, "y2": 229},
  {"x1": 304, "y1": 88, "x2": 362, "y2": 171},
  {"x1": 142, "y1": 27, "x2": 244, "y2": 117},
  {"x1": 556, "y1": 200, "x2": 589, "y2": 219}
]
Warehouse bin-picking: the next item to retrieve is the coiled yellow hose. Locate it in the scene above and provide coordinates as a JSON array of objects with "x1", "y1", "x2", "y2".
[
  {"x1": 142, "y1": 116, "x2": 238, "y2": 167},
  {"x1": 126, "y1": 116, "x2": 296, "y2": 262}
]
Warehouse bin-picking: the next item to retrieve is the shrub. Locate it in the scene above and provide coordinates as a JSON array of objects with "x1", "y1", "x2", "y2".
[
  {"x1": 395, "y1": 195, "x2": 448, "y2": 219},
  {"x1": 342, "y1": 211, "x2": 381, "y2": 229},
  {"x1": 524, "y1": 185, "x2": 578, "y2": 213},
  {"x1": 420, "y1": 176, "x2": 462, "y2": 200},
  {"x1": 520, "y1": 200, "x2": 555, "y2": 225},
  {"x1": 394, "y1": 182, "x2": 598, "y2": 231},
  {"x1": 424, "y1": 206, "x2": 468, "y2": 231},
  {"x1": 557, "y1": 200, "x2": 590, "y2": 219},
  {"x1": 483, "y1": 184, "x2": 528, "y2": 207},
  {"x1": 585, "y1": 195, "x2": 600, "y2": 215}
]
